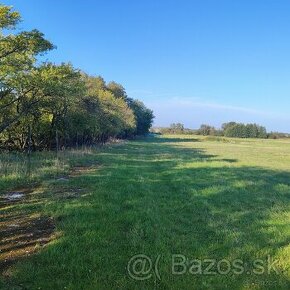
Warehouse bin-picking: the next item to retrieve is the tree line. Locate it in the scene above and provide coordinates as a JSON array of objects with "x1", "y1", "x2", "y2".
[
  {"x1": 197, "y1": 122, "x2": 267, "y2": 138},
  {"x1": 0, "y1": 4, "x2": 154, "y2": 151},
  {"x1": 153, "y1": 122, "x2": 289, "y2": 139}
]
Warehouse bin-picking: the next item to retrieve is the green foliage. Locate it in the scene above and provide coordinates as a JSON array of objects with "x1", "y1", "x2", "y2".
[
  {"x1": 0, "y1": 4, "x2": 154, "y2": 150},
  {"x1": 107, "y1": 81, "x2": 127, "y2": 101},
  {"x1": 0, "y1": 5, "x2": 20, "y2": 29},
  {"x1": 128, "y1": 99, "x2": 154, "y2": 135},
  {"x1": 0, "y1": 4, "x2": 54, "y2": 135},
  {"x1": 223, "y1": 122, "x2": 267, "y2": 138},
  {"x1": 221, "y1": 121, "x2": 237, "y2": 131}
]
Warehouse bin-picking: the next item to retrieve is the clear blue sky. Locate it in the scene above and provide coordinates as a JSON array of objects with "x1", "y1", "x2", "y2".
[{"x1": 3, "y1": 0, "x2": 290, "y2": 132}]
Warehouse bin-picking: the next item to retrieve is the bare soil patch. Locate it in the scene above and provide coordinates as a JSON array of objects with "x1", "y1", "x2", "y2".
[
  {"x1": 0, "y1": 189, "x2": 32, "y2": 209},
  {"x1": 0, "y1": 188, "x2": 56, "y2": 276},
  {"x1": 0, "y1": 163, "x2": 96, "y2": 276}
]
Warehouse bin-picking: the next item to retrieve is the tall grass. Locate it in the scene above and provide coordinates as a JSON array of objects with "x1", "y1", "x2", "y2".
[{"x1": 0, "y1": 147, "x2": 96, "y2": 192}]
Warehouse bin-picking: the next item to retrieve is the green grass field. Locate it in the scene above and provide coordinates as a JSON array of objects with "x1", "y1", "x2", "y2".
[{"x1": 1, "y1": 135, "x2": 290, "y2": 289}]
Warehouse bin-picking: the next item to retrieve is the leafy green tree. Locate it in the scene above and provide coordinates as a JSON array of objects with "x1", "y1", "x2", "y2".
[
  {"x1": 0, "y1": 4, "x2": 154, "y2": 150},
  {"x1": 107, "y1": 81, "x2": 127, "y2": 101},
  {"x1": 224, "y1": 123, "x2": 267, "y2": 138},
  {"x1": 128, "y1": 99, "x2": 154, "y2": 135},
  {"x1": 222, "y1": 122, "x2": 237, "y2": 132},
  {"x1": 82, "y1": 74, "x2": 106, "y2": 94},
  {"x1": 0, "y1": 63, "x2": 85, "y2": 149},
  {"x1": 0, "y1": 4, "x2": 53, "y2": 133},
  {"x1": 0, "y1": 4, "x2": 20, "y2": 28},
  {"x1": 98, "y1": 90, "x2": 135, "y2": 141},
  {"x1": 72, "y1": 76, "x2": 136, "y2": 143}
]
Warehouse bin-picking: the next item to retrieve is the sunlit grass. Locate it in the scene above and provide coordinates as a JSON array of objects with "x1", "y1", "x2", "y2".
[{"x1": 1, "y1": 135, "x2": 290, "y2": 289}]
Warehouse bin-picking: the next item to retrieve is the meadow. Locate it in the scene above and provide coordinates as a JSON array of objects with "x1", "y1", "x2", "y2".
[{"x1": 1, "y1": 135, "x2": 290, "y2": 289}]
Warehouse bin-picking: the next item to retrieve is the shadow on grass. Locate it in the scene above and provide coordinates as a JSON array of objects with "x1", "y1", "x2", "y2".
[
  {"x1": 2, "y1": 136, "x2": 290, "y2": 289},
  {"x1": 93, "y1": 139, "x2": 290, "y2": 288},
  {"x1": 219, "y1": 158, "x2": 238, "y2": 163},
  {"x1": 146, "y1": 136, "x2": 200, "y2": 143}
]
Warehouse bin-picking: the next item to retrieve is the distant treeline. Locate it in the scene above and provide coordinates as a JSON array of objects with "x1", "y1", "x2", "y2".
[
  {"x1": 152, "y1": 122, "x2": 290, "y2": 139},
  {"x1": 0, "y1": 5, "x2": 154, "y2": 151},
  {"x1": 153, "y1": 123, "x2": 196, "y2": 135}
]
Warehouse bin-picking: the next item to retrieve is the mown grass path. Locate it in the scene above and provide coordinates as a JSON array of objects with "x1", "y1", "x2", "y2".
[{"x1": 1, "y1": 136, "x2": 290, "y2": 289}]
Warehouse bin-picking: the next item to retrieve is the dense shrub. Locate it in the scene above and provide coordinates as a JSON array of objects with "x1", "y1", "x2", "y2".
[{"x1": 0, "y1": 5, "x2": 154, "y2": 151}]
